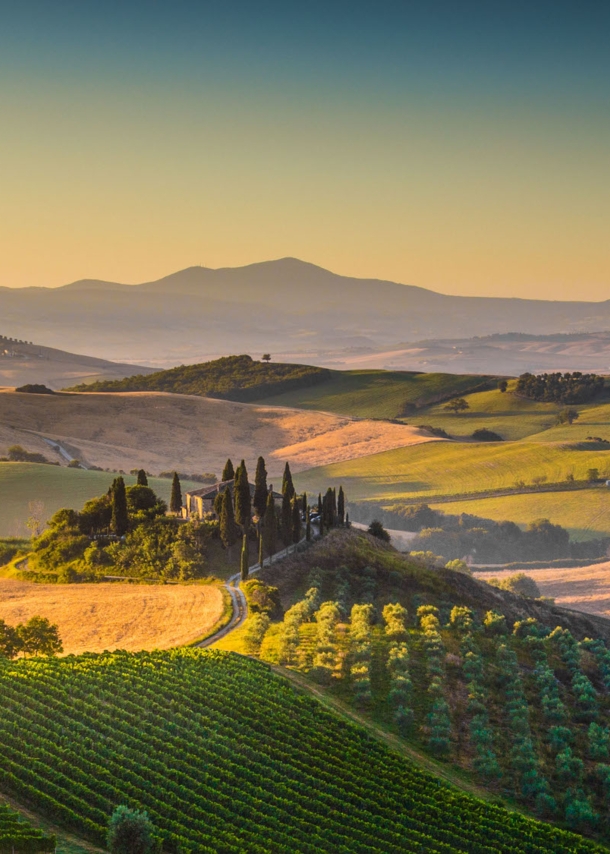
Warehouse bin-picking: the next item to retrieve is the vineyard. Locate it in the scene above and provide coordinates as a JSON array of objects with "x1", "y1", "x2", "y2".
[
  {"x1": 0, "y1": 802, "x2": 55, "y2": 853},
  {"x1": 251, "y1": 553, "x2": 610, "y2": 844},
  {"x1": 0, "y1": 649, "x2": 605, "y2": 854}
]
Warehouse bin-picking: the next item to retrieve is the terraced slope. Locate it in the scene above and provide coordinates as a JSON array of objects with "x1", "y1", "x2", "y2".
[{"x1": 0, "y1": 649, "x2": 602, "y2": 854}]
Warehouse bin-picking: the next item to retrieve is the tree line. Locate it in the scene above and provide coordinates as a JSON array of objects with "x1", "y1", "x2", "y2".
[
  {"x1": 0, "y1": 615, "x2": 62, "y2": 659},
  {"x1": 516, "y1": 372, "x2": 606, "y2": 404}
]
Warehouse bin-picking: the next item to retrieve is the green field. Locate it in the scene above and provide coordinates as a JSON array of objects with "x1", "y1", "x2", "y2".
[
  {"x1": 430, "y1": 488, "x2": 610, "y2": 541},
  {"x1": 0, "y1": 464, "x2": 199, "y2": 537},
  {"x1": 0, "y1": 647, "x2": 602, "y2": 854},
  {"x1": 295, "y1": 440, "x2": 610, "y2": 503},
  {"x1": 257, "y1": 369, "x2": 496, "y2": 419}
]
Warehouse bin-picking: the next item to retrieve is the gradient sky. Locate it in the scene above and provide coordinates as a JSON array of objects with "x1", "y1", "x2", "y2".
[{"x1": 0, "y1": 0, "x2": 608, "y2": 299}]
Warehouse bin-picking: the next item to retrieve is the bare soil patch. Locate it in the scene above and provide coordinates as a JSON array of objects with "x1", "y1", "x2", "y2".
[
  {"x1": 475, "y1": 563, "x2": 610, "y2": 619},
  {"x1": 0, "y1": 578, "x2": 224, "y2": 654},
  {"x1": 0, "y1": 389, "x2": 436, "y2": 476}
]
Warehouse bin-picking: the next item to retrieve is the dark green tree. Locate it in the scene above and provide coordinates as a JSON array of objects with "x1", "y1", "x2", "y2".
[
  {"x1": 368, "y1": 520, "x2": 390, "y2": 542},
  {"x1": 136, "y1": 469, "x2": 148, "y2": 486},
  {"x1": 282, "y1": 462, "x2": 295, "y2": 500},
  {"x1": 16, "y1": 616, "x2": 63, "y2": 657},
  {"x1": 214, "y1": 489, "x2": 224, "y2": 516},
  {"x1": 281, "y1": 491, "x2": 292, "y2": 545},
  {"x1": 263, "y1": 490, "x2": 277, "y2": 561},
  {"x1": 498, "y1": 379, "x2": 508, "y2": 393},
  {"x1": 234, "y1": 460, "x2": 251, "y2": 532},
  {"x1": 240, "y1": 533, "x2": 249, "y2": 581},
  {"x1": 0, "y1": 619, "x2": 19, "y2": 659},
  {"x1": 301, "y1": 492, "x2": 307, "y2": 516},
  {"x1": 318, "y1": 493, "x2": 322, "y2": 514},
  {"x1": 107, "y1": 805, "x2": 154, "y2": 854},
  {"x1": 337, "y1": 486, "x2": 345, "y2": 526},
  {"x1": 291, "y1": 496, "x2": 302, "y2": 544},
  {"x1": 169, "y1": 472, "x2": 182, "y2": 514},
  {"x1": 306, "y1": 512, "x2": 312, "y2": 542},
  {"x1": 221, "y1": 458, "x2": 235, "y2": 482},
  {"x1": 219, "y1": 488, "x2": 237, "y2": 555},
  {"x1": 258, "y1": 529, "x2": 264, "y2": 568},
  {"x1": 253, "y1": 456, "x2": 268, "y2": 518},
  {"x1": 111, "y1": 477, "x2": 128, "y2": 537}
]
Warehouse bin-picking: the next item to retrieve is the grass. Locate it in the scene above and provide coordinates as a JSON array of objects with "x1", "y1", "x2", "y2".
[
  {"x1": 0, "y1": 463, "x2": 200, "y2": 537},
  {"x1": 256, "y1": 369, "x2": 496, "y2": 419},
  {"x1": 0, "y1": 577, "x2": 226, "y2": 654},
  {"x1": 430, "y1": 489, "x2": 610, "y2": 541},
  {"x1": 295, "y1": 440, "x2": 610, "y2": 503}
]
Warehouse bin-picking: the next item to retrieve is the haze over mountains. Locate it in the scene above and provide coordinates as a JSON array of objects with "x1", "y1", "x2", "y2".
[{"x1": 2, "y1": 258, "x2": 610, "y2": 373}]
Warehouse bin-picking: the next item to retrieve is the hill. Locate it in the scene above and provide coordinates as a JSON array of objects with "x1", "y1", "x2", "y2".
[
  {"x1": 4, "y1": 258, "x2": 610, "y2": 369},
  {"x1": 70, "y1": 354, "x2": 497, "y2": 419},
  {"x1": 217, "y1": 529, "x2": 610, "y2": 842},
  {"x1": 0, "y1": 387, "x2": 434, "y2": 481},
  {"x1": 0, "y1": 333, "x2": 152, "y2": 390},
  {"x1": 0, "y1": 646, "x2": 603, "y2": 853}
]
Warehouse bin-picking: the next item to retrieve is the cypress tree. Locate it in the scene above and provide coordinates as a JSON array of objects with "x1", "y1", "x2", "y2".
[
  {"x1": 214, "y1": 489, "x2": 224, "y2": 516},
  {"x1": 332, "y1": 488, "x2": 337, "y2": 525},
  {"x1": 282, "y1": 462, "x2": 295, "y2": 500},
  {"x1": 111, "y1": 477, "x2": 128, "y2": 537},
  {"x1": 253, "y1": 456, "x2": 268, "y2": 518},
  {"x1": 337, "y1": 486, "x2": 345, "y2": 526},
  {"x1": 281, "y1": 491, "x2": 292, "y2": 545},
  {"x1": 306, "y1": 512, "x2": 311, "y2": 542},
  {"x1": 136, "y1": 469, "x2": 148, "y2": 487},
  {"x1": 234, "y1": 460, "x2": 251, "y2": 532},
  {"x1": 169, "y1": 472, "x2": 182, "y2": 514},
  {"x1": 240, "y1": 533, "x2": 249, "y2": 581},
  {"x1": 258, "y1": 530, "x2": 264, "y2": 569},
  {"x1": 263, "y1": 490, "x2": 277, "y2": 562},
  {"x1": 221, "y1": 458, "x2": 235, "y2": 482},
  {"x1": 291, "y1": 496, "x2": 302, "y2": 544},
  {"x1": 318, "y1": 493, "x2": 322, "y2": 515},
  {"x1": 302, "y1": 492, "x2": 307, "y2": 516},
  {"x1": 219, "y1": 488, "x2": 237, "y2": 555}
]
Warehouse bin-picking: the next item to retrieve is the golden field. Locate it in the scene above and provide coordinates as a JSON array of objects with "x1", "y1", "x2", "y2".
[{"x1": 0, "y1": 578, "x2": 225, "y2": 655}]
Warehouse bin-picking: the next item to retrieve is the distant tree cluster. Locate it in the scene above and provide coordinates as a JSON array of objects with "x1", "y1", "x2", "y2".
[
  {"x1": 516, "y1": 372, "x2": 605, "y2": 404},
  {"x1": 69, "y1": 354, "x2": 330, "y2": 402},
  {"x1": 15, "y1": 384, "x2": 55, "y2": 394},
  {"x1": 0, "y1": 615, "x2": 62, "y2": 659},
  {"x1": 2, "y1": 444, "x2": 57, "y2": 465}
]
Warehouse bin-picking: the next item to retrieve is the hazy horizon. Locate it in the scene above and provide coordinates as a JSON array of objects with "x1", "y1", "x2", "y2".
[{"x1": 1, "y1": 1, "x2": 608, "y2": 301}]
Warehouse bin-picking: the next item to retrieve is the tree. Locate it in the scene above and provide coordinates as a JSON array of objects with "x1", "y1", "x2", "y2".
[
  {"x1": 262, "y1": 490, "x2": 277, "y2": 561},
  {"x1": 258, "y1": 529, "x2": 264, "y2": 568},
  {"x1": 281, "y1": 491, "x2": 292, "y2": 545},
  {"x1": 253, "y1": 456, "x2": 268, "y2": 518},
  {"x1": 16, "y1": 616, "x2": 62, "y2": 657},
  {"x1": 291, "y1": 496, "x2": 302, "y2": 544},
  {"x1": 107, "y1": 805, "x2": 154, "y2": 854},
  {"x1": 588, "y1": 468, "x2": 600, "y2": 483},
  {"x1": 111, "y1": 477, "x2": 128, "y2": 537},
  {"x1": 240, "y1": 533, "x2": 249, "y2": 581},
  {"x1": 337, "y1": 486, "x2": 345, "y2": 526},
  {"x1": 306, "y1": 512, "x2": 312, "y2": 542},
  {"x1": 219, "y1": 488, "x2": 237, "y2": 554},
  {"x1": 556, "y1": 408, "x2": 579, "y2": 425},
  {"x1": 498, "y1": 379, "x2": 508, "y2": 393},
  {"x1": 444, "y1": 398, "x2": 470, "y2": 414},
  {"x1": 282, "y1": 462, "x2": 295, "y2": 500},
  {"x1": 221, "y1": 458, "x2": 235, "y2": 482},
  {"x1": 368, "y1": 520, "x2": 390, "y2": 542},
  {"x1": 169, "y1": 472, "x2": 182, "y2": 514},
  {"x1": 136, "y1": 469, "x2": 148, "y2": 486},
  {"x1": 0, "y1": 619, "x2": 19, "y2": 659},
  {"x1": 262, "y1": 353, "x2": 271, "y2": 362},
  {"x1": 234, "y1": 460, "x2": 251, "y2": 532}
]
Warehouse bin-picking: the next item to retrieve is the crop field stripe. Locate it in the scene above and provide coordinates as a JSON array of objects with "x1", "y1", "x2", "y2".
[{"x1": 0, "y1": 650, "x2": 604, "y2": 854}]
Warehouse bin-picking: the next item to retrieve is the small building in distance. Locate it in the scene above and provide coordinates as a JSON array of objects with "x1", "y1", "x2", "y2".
[{"x1": 183, "y1": 479, "x2": 282, "y2": 520}]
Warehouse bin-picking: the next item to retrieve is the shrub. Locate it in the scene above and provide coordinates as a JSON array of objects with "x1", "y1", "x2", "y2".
[
  {"x1": 367, "y1": 520, "x2": 390, "y2": 542},
  {"x1": 107, "y1": 805, "x2": 154, "y2": 854},
  {"x1": 472, "y1": 429, "x2": 503, "y2": 442}
]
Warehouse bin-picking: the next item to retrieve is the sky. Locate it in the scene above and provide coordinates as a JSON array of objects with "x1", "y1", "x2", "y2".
[{"x1": 0, "y1": 0, "x2": 608, "y2": 299}]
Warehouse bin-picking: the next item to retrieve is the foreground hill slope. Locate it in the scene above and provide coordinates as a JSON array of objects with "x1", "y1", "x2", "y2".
[
  {"x1": 0, "y1": 647, "x2": 602, "y2": 854},
  {"x1": 3, "y1": 258, "x2": 610, "y2": 366}
]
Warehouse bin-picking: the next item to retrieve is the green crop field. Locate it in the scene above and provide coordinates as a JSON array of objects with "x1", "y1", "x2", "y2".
[
  {"x1": 295, "y1": 440, "x2": 610, "y2": 503},
  {"x1": 0, "y1": 464, "x2": 199, "y2": 538},
  {"x1": 430, "y1": 489, "x2": 610, "y2": 541},
  {"x1": 0, "y1": 648, "x2": 603, "y2": 854},
  {"x1": 256, "y1": 369, "x2": 496, "y2": 419},
  {"x1": 0, "y1": 801, "x2": 55, "y2": 853}
]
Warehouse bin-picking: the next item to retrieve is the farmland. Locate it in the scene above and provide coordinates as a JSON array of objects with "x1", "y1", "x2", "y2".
[
  {"x1": 431, "y1": 489, "x2": 610, "y2": 541},
  {"x1": 0, "y1": 647, "x2": 603, "y2": 854},
  {"x1": 0, "y1": 578, "x2": 226, "y2": 655}
]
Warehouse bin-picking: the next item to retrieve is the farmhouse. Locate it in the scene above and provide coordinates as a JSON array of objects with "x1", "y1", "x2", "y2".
[{"x1": 183, "y1": 479, "x2": 282, "y2": 520}]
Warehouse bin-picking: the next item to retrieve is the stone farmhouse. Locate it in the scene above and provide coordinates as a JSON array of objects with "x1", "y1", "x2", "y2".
[{"x1": 183, "y1": 478, "x2": 283, "y2": 520}]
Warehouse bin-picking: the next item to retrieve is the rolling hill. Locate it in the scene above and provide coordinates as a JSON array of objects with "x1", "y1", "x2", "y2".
[
  {"x1": 0, "y1": 334, "x2": 153, "y2": 390},
  {"x1": 3, "y1": 258, "x2": 610, "y2": 369}
]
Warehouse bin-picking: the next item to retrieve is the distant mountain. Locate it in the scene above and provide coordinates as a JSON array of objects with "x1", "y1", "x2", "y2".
[
  {"x1": 0, "y1": 334, "x2": 153, "y2": 390},
  {"x1": 2, "y1": 258, "x2": 610, "y2": 369}
]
